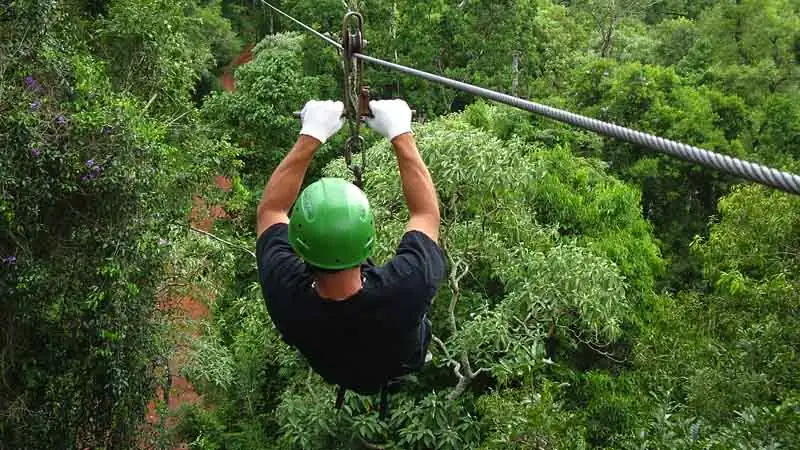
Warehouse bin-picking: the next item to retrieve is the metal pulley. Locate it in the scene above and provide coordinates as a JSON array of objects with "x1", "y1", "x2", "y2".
[
  {"x1": 341, "y1": 11, "x2": 370, "y2": 190},
  {"x1": 291, "y1": 10, "x2": 372, "y2": 190}
]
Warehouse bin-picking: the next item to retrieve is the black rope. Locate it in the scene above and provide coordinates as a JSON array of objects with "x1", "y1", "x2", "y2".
[{"x1": 259, "y1": 1, "x2": 800, "y2": 196}]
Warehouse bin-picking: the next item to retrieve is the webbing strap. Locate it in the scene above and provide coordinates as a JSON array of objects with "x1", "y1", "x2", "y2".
[
  {"x1": 379, "y1": 383, "x2": 390, "y2": 420},
  {"x1": 335, "y1": 385, "x2": 347, "y2": 410},
  {"x1": 334, "y1": 383, "x2": 391, "y2": 419}
]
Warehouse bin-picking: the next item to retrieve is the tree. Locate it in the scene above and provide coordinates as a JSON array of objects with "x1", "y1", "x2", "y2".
[
  {"x1": 574, "y1": 0, "x2": 660, "y2": 57},
  {"x1": 567, "y1": 58, "x2": 756, "y2": 286},
  {"x1": 689, "y1": 0, "x2": 800, "y2": 103},
  {"x1": 177, "y1": 104, "x2": 664, "y2": 449},
  {"x1": 200, "y1": 32, "x2": 335, "y2": 193},
  {"x1": 0, "y1": 1, "x2": 237, "y2": 447},
  {"x1": 628, "y1": 185, "x2": 800, "y2": 449}
]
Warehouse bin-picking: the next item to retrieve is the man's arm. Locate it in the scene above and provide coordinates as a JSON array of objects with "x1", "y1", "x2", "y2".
[
  {"x1": 256, "y1": 100, "x2": 344, "y2": 238},
  {"x1": 256, "y1": 135, "x2": 320, "y2": 237},
  {"x1": 392, "y1": 133, "x2": 441, "y2": 243},
  {"x1": 366, "y1": 100, "x2": 441, "y2": 243}
]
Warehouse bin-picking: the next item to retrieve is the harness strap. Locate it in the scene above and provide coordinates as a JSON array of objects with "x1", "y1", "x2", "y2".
[
  {"x1": 379, "y1": 382, "x2": 390, "y2": 420},
  {"x1": 335, "y1": 385, "x2": 347, "y2": 410},
  {"x1": 334, "y1": 382, "x2": 391, "y2": 420}
]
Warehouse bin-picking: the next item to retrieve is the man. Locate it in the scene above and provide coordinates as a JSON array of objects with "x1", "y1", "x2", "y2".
[{"x1": 255, "y1": 99, "x2": 446, "y2": 396}]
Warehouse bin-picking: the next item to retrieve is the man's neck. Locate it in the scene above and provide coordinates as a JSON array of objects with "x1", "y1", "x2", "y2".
[{"x1": 314, "y1": 267, "x2": 363, "y2": 301}]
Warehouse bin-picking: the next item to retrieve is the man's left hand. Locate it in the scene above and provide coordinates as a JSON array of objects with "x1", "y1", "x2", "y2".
[{"x1": 299, "y1": 100, "x2": 345, "y2": 144}]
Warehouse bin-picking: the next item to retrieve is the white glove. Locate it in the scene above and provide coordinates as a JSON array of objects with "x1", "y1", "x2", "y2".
[
  {"x1": 365, "y1": 99, "x2": 413, "y2": 141},
  {"x1": 299, "y1": 100, "x2": 345, "y2": 144}
]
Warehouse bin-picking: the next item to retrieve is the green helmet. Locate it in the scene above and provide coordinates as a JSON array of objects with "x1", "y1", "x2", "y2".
[{"x1": 288, "y1": 177, "x2": 376, "y2": 270}]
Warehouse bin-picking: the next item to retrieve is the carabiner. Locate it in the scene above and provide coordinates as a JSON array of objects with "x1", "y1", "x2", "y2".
[{"x1": 341, "y1": 11, "x2": 368, "y2": 189}]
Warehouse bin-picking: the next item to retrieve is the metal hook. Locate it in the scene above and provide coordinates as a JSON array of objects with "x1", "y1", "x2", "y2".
[{"x1": 342, "y1": 11, "x2": 367, "y2": 189}]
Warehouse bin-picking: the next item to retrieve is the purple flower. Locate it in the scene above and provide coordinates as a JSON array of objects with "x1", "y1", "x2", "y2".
[
  {"x1": 2, "y1": 256, "x2": 16, "y2": 265},
  {"x1": 30, "y1": 101, "x2": 40, "y2": 111},
  {"x1": 82, "y1": 159, "x2": 103, "y2": 181},
  {"x1": 55, "y1": 115, "x2": 67, "y2": 125},
  {"x1": 31, "y1": 148, "x2": 41, "y2": 157},
  {"x1": 24, "y1": 76, "x2": 41, "y2": 92}
]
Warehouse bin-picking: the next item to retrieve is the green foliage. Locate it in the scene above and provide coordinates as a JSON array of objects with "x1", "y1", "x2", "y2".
[
  {"x1": 567, "y1": 58, "x2": 760, "y2": 286},
  {"x1": 462, "y1": 103, "x2": 664, "y2": 297},
  {"x1": 653, "y1": 17, "x2": 700, "y2": 67},
  {"x1": 98, "y1": 0, "x2": 212, "y2": 113},
  {"x1": 1, "y1": 1, "x2": 237, "y2": 447},
  {"x1": 572, "y1": 0, "x2": 654, "y2": 58},
  {"x1": 698, "y1": 186, "x2": 800, "y2": 281},
  {"x1": 477, "y1": 381, "x2": 588, "y2": 449},
  {"x1": 629, "y1": 186, "x2": 800, "y2": 449},
  {"x1": 6, "y1": 0, "x2": 800, "y2": 448},
  {"x1": 201, "y1": 32, "x2": 334, "y2": 191},
  {"x1": 754, "y1": 92, "x2": 800, "y2": 161}
]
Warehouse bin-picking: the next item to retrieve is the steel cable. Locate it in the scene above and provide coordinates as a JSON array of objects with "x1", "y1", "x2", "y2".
[
  {"x1": 259, "y1": 1, "x2": 800, "y2": 195},
  {"x1": 356, "y1": 55, "x2": 800, "y2": 195},
  {"x1": 259, "y1": 0, "x2": 343, "y2": 50}
]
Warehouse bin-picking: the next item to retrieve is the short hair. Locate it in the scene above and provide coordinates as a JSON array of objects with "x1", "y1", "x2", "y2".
[{"x1": 308, "y1": 264, "x2": 360, "y2": 275}]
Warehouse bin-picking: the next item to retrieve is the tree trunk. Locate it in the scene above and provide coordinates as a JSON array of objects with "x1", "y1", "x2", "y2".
[
  {"x1": 600, "y1": 21, "x2": 616, "y2": 57},
  {"x1": 511, "y1": 51, "x2": 521, "y2": 96},
  {"x1": 393, "y1": 0, "x2": 400, "y2": 96},
  {"x1": 733, "y1": 0, "x2": 749, "y2": 64}
]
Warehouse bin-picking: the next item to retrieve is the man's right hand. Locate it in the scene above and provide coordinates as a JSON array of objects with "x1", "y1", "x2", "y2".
[
  {"x1": 365, "y1": 99, "x2": 413, "y2": 142},
  {"x1": 299, "y1": 100, "x2": 345, "y2": 144}
]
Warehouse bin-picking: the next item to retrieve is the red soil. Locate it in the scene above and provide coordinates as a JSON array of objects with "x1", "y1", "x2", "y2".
[
  {"x1": 140, "y1": 41, "x2": 251, "y2": 448},
  {"x1": 221, "y1": 43, "x2": 255, "y2": 93},
  {"x1": 140, "y1": 176, "x2": 233, "y2": 449}
]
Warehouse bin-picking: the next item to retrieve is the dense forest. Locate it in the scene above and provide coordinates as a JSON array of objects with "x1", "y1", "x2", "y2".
[{"x1": 1, "y1": 0, "x2": 799, "y2": 449}]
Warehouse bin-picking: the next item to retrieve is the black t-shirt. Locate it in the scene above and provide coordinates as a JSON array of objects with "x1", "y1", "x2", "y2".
[{"x1": 256, "y1": 223, "x2": 446, "y2": 392}]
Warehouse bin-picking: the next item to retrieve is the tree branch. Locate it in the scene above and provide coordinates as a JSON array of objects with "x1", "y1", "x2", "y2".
[
  {"x1": 432, "y1": 334, "x2": 464, "y2": 378},
  {"x1": 441, "y1": 258, "x2": 487, "y2": 400},
  {"x1": 432, "y1": 333, "x2": 453, "y2": 361},
  {"x1": 565, "y1": 326, "x2": 627, "y2": 364},
  {"x1": 447, "y1": 258, "x2": 470, "y2": 334},
  {"x1": 449, "y1": 373, "x2": 471, "y2": 400},
  {"x1": 432, "y1": 333, "x2": 469, "y2": 400}
]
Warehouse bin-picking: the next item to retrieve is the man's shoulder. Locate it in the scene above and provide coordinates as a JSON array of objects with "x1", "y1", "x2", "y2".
[
  {"x1": 399, "y1": 229, "x2": 442, "y2": 249},
  {"x1": 256, "y1": 222, "x2": 309, "y2": 304},
  {"x1": 362, "y1": 230, "x2": 446, "y2": 302},
  {"x1": 395, "y1": 230, "x2": 446, "y2": 276},
  {"x1": 257, "y1": 222, "x2": 290, "y2": 253}
]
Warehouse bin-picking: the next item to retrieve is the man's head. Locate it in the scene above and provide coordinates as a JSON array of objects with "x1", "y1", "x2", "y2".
[{"x1": 288, "y1": 177, "x2": 375, "y2": 272}]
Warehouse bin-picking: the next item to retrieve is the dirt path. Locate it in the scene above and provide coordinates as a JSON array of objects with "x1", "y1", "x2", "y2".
[
  {"x1": 140, "y1": 44, "x2": 252, "y2": 449},
  {"x1": 141, "y1": 177, "x2": 232, "y2": 450},
  {"x1": 221, "y1": 44, "x2": 255, "y2": 92}
]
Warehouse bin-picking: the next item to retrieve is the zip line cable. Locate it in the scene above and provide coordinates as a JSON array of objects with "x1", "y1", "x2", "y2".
[
  {"x1": 258, "y1": 1, "x2": 800, "y2": 195},
  {"x1": 356, "y1": 54, "x2": 800, "y2": 195},
  {"x1": 259, "y1": 0, "x2": 342, "y2": 49}
]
